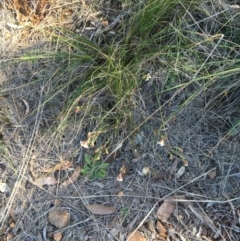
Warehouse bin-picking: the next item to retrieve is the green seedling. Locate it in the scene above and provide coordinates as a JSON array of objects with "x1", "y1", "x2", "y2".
[
  {"x1": 81, "y1": 153, "x2": 109, "y2": 180},
  {"x1": 120, "y1": 206, "x2": 130, "y2": 218}
]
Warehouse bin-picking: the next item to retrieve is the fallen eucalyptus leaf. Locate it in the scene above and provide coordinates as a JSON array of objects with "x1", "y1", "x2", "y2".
[
  {"x1": 157, "y1": 196, "x2": 176, "y2": 221},
  {"x1": 49, "y1": 210, "x2": 70, "y2": 228},
  {"x1": 157, "y1": 196, "x2": 186, "y2": 221},
  {"x1": 42, "y1": 161, "x2": 73, "y2": 173},
  {"x1": 60, "y1": 165, "x2": 81, "y2": 187},
  {"x1": 33, "y1": 177, "x2": 57, "y2": 188},
  {"x1": 86, "y1": 204, "x2": 115, "y2": 215}
]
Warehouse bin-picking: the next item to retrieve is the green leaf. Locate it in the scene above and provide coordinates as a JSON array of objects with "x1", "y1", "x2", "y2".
[
  {"x1": 84, "y1": 154, "x2": 92, "y2": 165},
  {"x1": 99, "y1": 163, "x2": 109, "y2": 169}
]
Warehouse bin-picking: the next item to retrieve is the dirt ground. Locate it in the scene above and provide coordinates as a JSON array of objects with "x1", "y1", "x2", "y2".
[{"x1": 0, "y1": 1, "x2": 240, "y2": 241}]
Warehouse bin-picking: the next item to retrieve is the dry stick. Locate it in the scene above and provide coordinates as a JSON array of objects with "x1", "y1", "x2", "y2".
[
  {"x1": 0, "y1": 84, "x2": 46, "y2": 230},
  {"x1": 126, "y1": 168, "x2": 216, "y2": 241}
]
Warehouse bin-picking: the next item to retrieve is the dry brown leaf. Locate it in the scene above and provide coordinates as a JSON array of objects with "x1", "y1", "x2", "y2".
[
  {"x1": 33, "y1": 176, "x2": 57, "y2": 188},
  {"x1": 117, "y1": 162, "x2": 130, "y2": 182},
  {"x1": 126, "y1": 230, "x2": 146, "y2": 241},
  {"x1": 157, "y1": 196, "x2": 177, "y2": 221},
  {"x1": 156, "y1": 220, "x2": 167, "y2": 239},
  {"x1": 105, "y1": 150, "x2": 120, "y2": 163},
  {"x1": 117, "y1": 191, "x2": 124, "y2": 197},
  {"x1": 49, "y1": 210, "x2": 70, "y2": 228},
  {"x1": 86, "y1": 204, "x2": 115, "y2": 215},
  {"x1": 208, "y1": 170, "x2": 216, "y2": 179},
  {"x1": 42, "y1": 161, "x2": 73, "y2": 173},
  {"x1": 80, "y1": 140, "x2": 89, "y2": 148},
  {"x1": 20, "y1": 98, "x2": 29, "y2": 116},
  {"x1": 60, "y1": 165, "x2": 81, "y2": 187},
  {"x1": 53, "y1": 232, "x2": 63, "y2": 241}
]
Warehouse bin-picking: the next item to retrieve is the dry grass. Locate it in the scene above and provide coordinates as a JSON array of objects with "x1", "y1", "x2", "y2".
[{"x1": 0, "y1": 0, "x2": 240, "y2": 241}]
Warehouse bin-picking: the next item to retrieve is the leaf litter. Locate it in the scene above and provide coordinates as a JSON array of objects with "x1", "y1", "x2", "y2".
[
  {"x1": 41, "y1": 160, "x2": 73, "y2": 173},
  {"x1": 33, "y1": 176, "x2": 57, "y2": 188},
  {"x1": 60, "y1": 165, "x2": 81, "y2": 187},
  {"x1": 49, "y1": 210, "x2": 70, "y2": 228},
  {"x1": 0, "y1": 0, "x2": 239, "y2": 239},
  {"x1": 86, "y1": 204, "x2": 115, "y2": 215},
  {"x1": 157, "y1": 196, "x2": 186, "y2": 221}
]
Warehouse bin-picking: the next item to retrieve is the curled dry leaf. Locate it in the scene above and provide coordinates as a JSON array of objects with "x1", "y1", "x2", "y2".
[
  {"x1": 86, "y1": 204, "x2": 115, "y2": 215},
  {"x1": 42, "y1": 160, "x2": 73, "y2": 173},
  {"x1": 156, "y1": 220, "x2": 167, "y2": 239},
  {"x1": 60, "y1": 165, "x2": 81, "y2": 187},
  {"x1": 117, "y1": 162, "x2": 130, "y2": 182},
  {"x1": 49, "y1": 210, "x2": 70, "y2": 228},
  {"x1": 53, "y1": 232, "x2": 63, "y2": 241},
  {"x1": 20, "y1": 98, "x2": 30, "y2": 116},
  {"x1": 126, "y1": 230, "x2": 146, "y2": 241},
  {"x1": 33, "y1": 176, "x2": 57, "y2": 188},
  {"x1": 80, "y1": 140, "x2": 89, "y2": 148}
]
